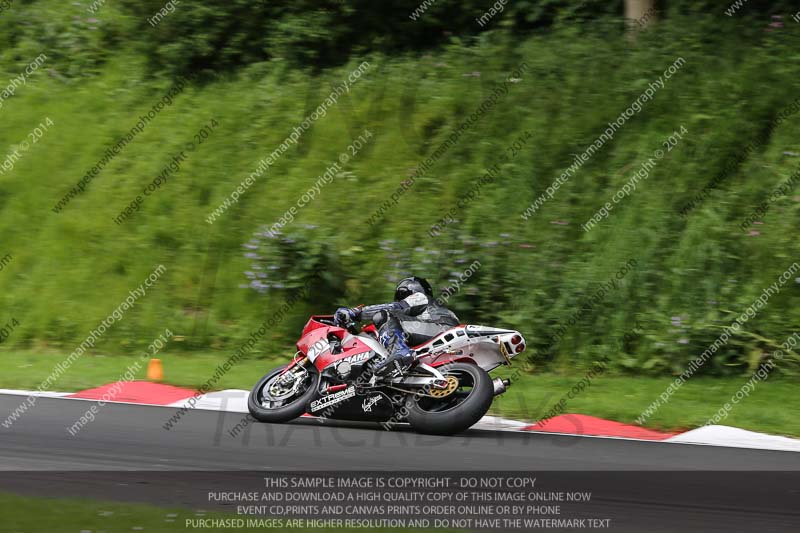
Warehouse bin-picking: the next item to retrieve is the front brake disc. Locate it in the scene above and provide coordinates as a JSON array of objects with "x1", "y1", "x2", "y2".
[{"x1": 268, "y1": 368, "x2": 305, "y2": 399}]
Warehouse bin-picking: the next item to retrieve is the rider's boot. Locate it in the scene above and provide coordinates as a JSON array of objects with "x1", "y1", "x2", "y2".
[{"x1": 374, "y1": 327, "x2": 414, "y2": 377}]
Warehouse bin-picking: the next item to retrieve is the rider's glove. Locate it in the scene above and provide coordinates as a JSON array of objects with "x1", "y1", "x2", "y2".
[{"x1": 334, "y1": 307, "x2": 360, "y2": 326}]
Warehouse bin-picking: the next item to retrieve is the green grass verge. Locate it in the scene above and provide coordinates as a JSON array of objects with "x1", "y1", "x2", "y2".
[
  {"x1": 0, "y1": 492, "x2": 438, "y2": 533},
  {"x1": 3, "y1": 351, "x2": 798, "y2": 438},
  {"x1": 491, "y1": 367, "x2": 800, "y2": 437},
  {"x1": 1, "y1": 12, "x2": 800, "y2": 379}
]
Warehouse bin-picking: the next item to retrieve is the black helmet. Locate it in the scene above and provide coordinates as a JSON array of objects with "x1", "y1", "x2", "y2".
[{"x1": 394, "y1": 276, "x2": 434, "y2": 301}]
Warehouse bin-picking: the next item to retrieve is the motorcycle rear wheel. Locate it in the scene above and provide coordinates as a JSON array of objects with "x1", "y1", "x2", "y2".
[
  {"x1": 405, "y1": 362, "x2": 493, "y2": 435},
  {"x1": 248, "y1": 363, "x2": 320, "y2": 423}
]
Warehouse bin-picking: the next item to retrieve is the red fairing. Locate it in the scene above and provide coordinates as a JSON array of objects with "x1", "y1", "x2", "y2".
[
  {"x1": 295, "y1": 316, "x2": 376, "y2": 372},
  {"x1": 314, "y1": 336, "x2": 373, "y2": 371},
  {"x1": 296, "y1": 316, "x2": 346, "y2": 354},
  {"x1": 296, "y1": 326, "x2": 330, "y2": 355},
  {"x1": 301, "y1": 316, "x2": 333, "y2": 336}
]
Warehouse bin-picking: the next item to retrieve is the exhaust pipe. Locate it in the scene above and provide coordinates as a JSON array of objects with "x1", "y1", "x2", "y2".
[{"x1": 492, "y1": 378, "x2": 510, "y2": 396}]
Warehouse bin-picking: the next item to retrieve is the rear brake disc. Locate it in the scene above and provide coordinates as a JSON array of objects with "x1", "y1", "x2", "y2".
[{"x1": 429, "y1": 375, "x2": 459, "y2": 398}]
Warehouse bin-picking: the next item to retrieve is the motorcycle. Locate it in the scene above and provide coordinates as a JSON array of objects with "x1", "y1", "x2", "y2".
[{"x1": 247, "y1": 314, "x2": 526, "y2": 435}]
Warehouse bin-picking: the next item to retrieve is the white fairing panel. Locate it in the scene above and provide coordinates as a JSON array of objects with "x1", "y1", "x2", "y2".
[
  {"x1": 413, "y1": 325, "x2": 526, "y2": 372},
  {"x1": 305, "y1": 339, "x2": 330, "y2": 363}
]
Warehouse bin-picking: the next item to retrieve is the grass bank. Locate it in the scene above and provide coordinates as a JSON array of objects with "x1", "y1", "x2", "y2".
[{"x1": 1, "y1": 16, "x2": 799, "y2": 378}]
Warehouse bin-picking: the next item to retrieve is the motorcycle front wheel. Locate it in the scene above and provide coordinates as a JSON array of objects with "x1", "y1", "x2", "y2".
[
  {"x1": 405, "y1": 362, "x2": 494, "y2": 435},
  {"x1": 248, "y1": 362, "x2": 320, "y2": 423}
]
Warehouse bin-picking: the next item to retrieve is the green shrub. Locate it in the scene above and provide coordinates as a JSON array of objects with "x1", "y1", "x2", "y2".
[{"x1": 1, "y1": 4, "x2": 798, "y2": 378}]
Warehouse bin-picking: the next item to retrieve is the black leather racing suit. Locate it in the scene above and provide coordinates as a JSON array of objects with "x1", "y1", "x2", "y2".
[{"x1": 357, "y1": 292, "x2": 459, "y2": 373}]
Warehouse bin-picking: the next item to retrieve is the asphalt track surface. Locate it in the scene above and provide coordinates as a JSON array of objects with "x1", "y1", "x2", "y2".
[{"x1": 1, "y1": 394, "x2": 799, "y2": 532}]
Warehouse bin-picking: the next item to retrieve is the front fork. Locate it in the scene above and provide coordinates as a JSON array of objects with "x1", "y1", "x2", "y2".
[
  {"x1": 273, "y1": 355, "x2": 311, "y2": 395},
  {"x1": 279, "y1": 352, "x2": 310, "y2": 376}
]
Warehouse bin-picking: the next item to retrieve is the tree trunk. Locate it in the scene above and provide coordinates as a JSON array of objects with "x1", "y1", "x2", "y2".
[{"x1": 625, "y1": 0, "x2": 657, "y2": 33}]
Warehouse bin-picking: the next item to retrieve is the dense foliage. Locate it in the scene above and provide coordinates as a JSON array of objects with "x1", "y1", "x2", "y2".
[
  {"x1": 5, "y1": 1, "x2": 798, "y2": 78},
  {"x1": 1, "y1": 1, "x2": 799, "y2": 378}
]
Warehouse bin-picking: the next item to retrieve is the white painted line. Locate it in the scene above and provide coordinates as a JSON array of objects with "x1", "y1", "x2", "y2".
[
  {"x1": 0, "y1": 388, "x2": 72, "y2": 398},
  {"x1": 667, "y1": 425, "x2": 800, "y2": 453},
  {"x1": 168, "y1": 389, "x2": 249, "y2": 413}
]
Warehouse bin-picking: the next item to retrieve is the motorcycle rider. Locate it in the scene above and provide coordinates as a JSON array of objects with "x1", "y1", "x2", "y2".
[{"x1": 335, "y1": 276, "x2": 459, "y2": 376}]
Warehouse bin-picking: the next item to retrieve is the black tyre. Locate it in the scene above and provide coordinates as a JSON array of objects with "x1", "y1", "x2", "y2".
[
  {"x1": 248, "y1": 363, "x2": 320, "y2": 423},
  {"x1": 405, "y1": 362, "x2": 494, "y2": 435}
]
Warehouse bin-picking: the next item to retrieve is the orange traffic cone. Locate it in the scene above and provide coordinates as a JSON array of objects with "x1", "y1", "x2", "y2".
[{"x1": 147, "y1": 358, "x2": 164, "y2": 381}]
